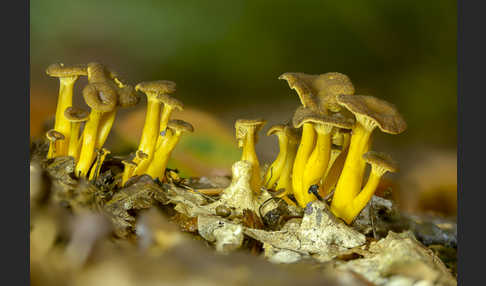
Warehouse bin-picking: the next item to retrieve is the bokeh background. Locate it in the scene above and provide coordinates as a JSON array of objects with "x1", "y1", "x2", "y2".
[{"x1": 30, "y1": 0, "x2": 457, "y2": 216}]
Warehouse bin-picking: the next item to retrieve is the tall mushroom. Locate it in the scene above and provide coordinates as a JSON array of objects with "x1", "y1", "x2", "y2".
[
  {"x1": 145, "y1": 120, "x2": 194, "y2": 181},
  {"x1": 235, "y1": 119, "x2": 266, "y2": 194},
  {"x1": 46, "y1": 63, "x2": 88, "y2": 156},
  {"x1": 273, "y1": 126, "x2": 300, "y2": 206},
  {"x1": 330, "y1": 95, "x2": 406, "y2": 217},
  {"x1": 338, "y1": 151, "x2": 398, "y2": 224},
  {"x1": 75, "y1": 82, "x2": 118, "y2": 178},
  {"x1": 64, "y1": 107, "x2": 89, "y2": 161},
  {"x1": 134, "y1": 80, "x2": 177, "y2": 160}
]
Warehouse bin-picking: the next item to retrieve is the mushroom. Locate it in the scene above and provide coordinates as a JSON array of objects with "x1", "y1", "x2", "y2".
[
  {"x1": 46, "y1": 129, "x2": 65, "y2": 159},
  {"x1": 292, "y1": 108, "x2": 354, "y2": 207},
  {"x1": 121, "y1": 159, "x2": 137, "y2": 186},
  {"x1": 263, "y1": 124, "x2": 289, "y2": 188},
  {"x1": 135, "y1": 80, "x2": 177, "y2": 161},
  {"x1": 234, "y1": 119, "x2": 267, "y2": 194},
  {"x1": 75, "y1": 82, "x2": 118, "y2": 177},
  {"x1": 96, "y1": 83, "x2": 140, "y2": 150},
  {"x1": 63, "y1": 106, "x2": 89, "y2": 161},
  {"x1": 335, "y1": 151, "x2": 398, "y2": 224},
  {"x1": 290, "y1": 107, "x2": 317, "y2": 207},
  {"x1": 273, "y1": 127, "x2": 300, "y2": 206},
  {"x1": 88, "y1": 148, "x2": 111, "y2": 181},
  {"x1": 46, "y1": 63, "x2": 88, "y2": 156},
  {"x1": 330, "y1": 95, "x2": 406, "y2": 216},
  {"x1": 145, "y1": 119, "x2": 194, "y2": 181},
  {"x1": 278, "y1": 72, "x2": 355, "y2": 114}
]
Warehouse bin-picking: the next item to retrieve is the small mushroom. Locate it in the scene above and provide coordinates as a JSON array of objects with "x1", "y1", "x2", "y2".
[
  {"x1": 145, "y1": 119, "x2": 194, "y2": 181},
  {"x1": 330, "y1": 95, "x2": 406, "y2": 220},
  {"x1": 75, "y1": 82, "x2": 118, "y2": 177},
  {"x1": 273, "y1": 127, "x2": 300, "y2": 206},
  {"x1": 234, "y1": 119, "x2": 266, "y2": 194},
  {"x1": 131, "y1": 150, "x2": 150, "y2": 177},
  {"x1": 263, "y1": 124, "x2": 289, "y2": 189},
  {"x1": 64, "y1": 106, "x2": 89, "y2": 161},
  {"x1": 46, "y1": 63, "x2": 88, "y2": 156},
  {"x1": 88, "y1": 148, "x2": 111, "y2": 181},
  {"x1": 337, "y1": 151, "x2": 398, "y2": 224},
  {"x1": 121, "y1": 159, "x2": 137, "y2": 186},
  {"x1": 46, "y1": 129, "x2": 65, "y2": 159},
  {"x1": 134, "y1": 80, "x2": 177, "y2": 160}
]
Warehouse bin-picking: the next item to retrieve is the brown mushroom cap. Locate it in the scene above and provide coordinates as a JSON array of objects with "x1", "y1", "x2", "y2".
[
  {"x1": 336, "y1": 94, "x2": 407, "y2": 134},
  {"x1": 167, "y1": 119, "x2": 194, "y2": 134},
  {"x1": 362, "y1": 151, "x2": 398, "y2": 173},
  {"x1": 279, "y1": 72, "x2": 355, "y2": 113},
  {"x1": 117, "y1": 85, "x2": 140, "y2": 108},
  {"x1": 64, "y1": 106, "x2": 90, "y2": 122},
  {"x1": 266, "y1": 124, "x2": 286, "y2": 137},
  {"x1": 82, "y1": 82, "x2": 118, "y2": 113},
  {"x1": 87, "y1": 62, "x2": 112, "y2": 83},
  {"x1": 235, "y1": 119, "x2": 266, "y2": 143},
  {"x1": 46, "y1": 129, "x2": 65, "y2": 141},
  {"x1": 135, "y1": 80, "x2": 177, "y2": 97},
  {"x1": 46, "y1": 63, "x2": 88, "y2": 77},
  {"x1": 292, "y1": 106, "x2": 355, "y2": 130},
  {"x1": 159, "y1": 94, "x2": 183, "y2": 110}
]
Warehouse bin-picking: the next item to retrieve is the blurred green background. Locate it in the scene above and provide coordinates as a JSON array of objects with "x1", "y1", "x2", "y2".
[{"x1": 30, "y1": 0, "x2": 456, "y2": 147}]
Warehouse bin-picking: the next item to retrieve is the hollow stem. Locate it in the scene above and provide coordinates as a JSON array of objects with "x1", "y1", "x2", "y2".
[
  {"x1": 241, "y1": 130, "x2": 262, "y2": 194},
  {"x1": 137, "y1": 97, "x2": 162, "y2": 158},
  {"x1": 68, "y1": 122, "x2": 82, "y2": 160},
  {"x1": 145, "y1": 131, "x2": 180, "y2": 181},
  {"x1": 264, "y1": 133, "x2": 288, "y2": 188},
  {"x1": 96, "y1": 110, "x2": 117, "y2": 149}
]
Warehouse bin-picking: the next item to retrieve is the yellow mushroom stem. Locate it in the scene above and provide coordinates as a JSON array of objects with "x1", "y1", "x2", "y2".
[
  {"x1": 67, "y1": 121, "x2": 83, "y2": 160},
  {"x1": 330, "y1": 123, "x2": 372, "y2": 215},
  {"x1": 159, "y1": 104, "x2": 175, "y2": 137},
  {"x1": 132, "y1": 151, "x2": 151, "y2": 176},
  {"x1": 301, "y1": 124, "x2": 333, "y2": 203},
  {"x1": 96, "y1": 110, "x2": 117, "y2": 150},
  {"x1": 274, "y1": 140, "x2": 298, "y2": 206},
  {"x1": 121, "y1": 161, "x2": 137, "y2": 186},
  {"x1": 49, "y1": 76, "x2": 78, "y2": 156},
  {"x1": 240, "y1": 129, "x2": 262, "y2": 194},
  {"x1": 264, "y1": 132, "x2": 288, "y2": 188},
  {"x1": 319, "y1": 148, "x2": 347, "y2": 198},
  {"x1": 88, "y1": 148, "x2": 110, "y2": 181},
  {"x1": 337, "y1": 165, "x2": 387, "y2": 224},
  {"x1": 145, "y1": 129, "x2": 181, "y2": 181},
  {"x1": 137, "y1": 96, "x2": 162, "y2": 158},
  {"x1": 292, "y1": 122, "x2": 316, "y2": 208},
  {"x1": 75, "y1": 111, "x2": 103, "y2": 178}
]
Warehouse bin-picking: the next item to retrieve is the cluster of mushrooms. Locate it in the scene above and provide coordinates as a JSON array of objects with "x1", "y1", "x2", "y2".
[
  {"x1": 235, "y1": 72, "x2": 406, "y2": 224},
  {"x1": 45, "y1": 62, "x2": 193, "y2": 186},
  {"x1": 45, "y1": 63, "x2": 406, "y2": 225}
]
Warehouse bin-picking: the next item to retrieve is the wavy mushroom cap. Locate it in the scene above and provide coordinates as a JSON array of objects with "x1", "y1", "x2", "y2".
[
  {"x1": 167, "y1": 119, "x2": 194, "y2": 134},
  {"x1": 279, "y1": 72, "x2": 320, "y2": 112},
  {"x1": 362, "y1": 151, "x2": 398, "y2": 174},
  {"x1": 135, "y1": 80, "x2": 177, "y2": 97},
  {"x1": 159, "y1": 94, "x2": 183, "y2": 111},
  {"x1": 46, "y1": 63, "x2": 88, "y2": 77},
  {"x1": 235, "y1": 118, "x2": 266, "y2": 143},
  {"x1": 336, "y1": 94, "x2": 407, "y2": 134},
  {"x1": 46, "y1": 129, "x2": 65, "y2": 141},
  {"x1": 292, "y1": 106, "x2": 354, "y2": 130},
  {"x1": 117, "y1": 85, "x2": 140, "y2": 108},
  {"x1": 86, "y1": 62, "x2": 112, "y2": 83},
  {"x1": 266, "y1": 124, "x2": 286, "y2": 137},
  {"x1": 64, "y1": 106, "x2": 90, "y2": 122},
  {"x1": 82, "y1": 82, "x2": 118, "y2": 113}
]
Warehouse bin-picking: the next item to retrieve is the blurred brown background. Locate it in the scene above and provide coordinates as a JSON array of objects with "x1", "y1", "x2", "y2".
[{"x1": 30, "y1": 0, "x2": 457, "y2": 216}]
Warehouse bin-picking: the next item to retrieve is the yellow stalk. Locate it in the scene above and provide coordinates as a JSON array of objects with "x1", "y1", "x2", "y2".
[
  {"x1": 302, "y1": 126, "x2": 332, "y2": 201},
  {"x1": 264, "y1": 133, "x2": 288, "y2": 188},
  {"x1": 330, "y1": 123, "x2": 371, "y2": 217},
  {"x1": 319, "y1": 148, "x2": 347, "y2": 198},
  {"x1": 138, "y1": 97, "x2": 162, "y2": 157},
  {"x1": 241, "y1": 130, "x2": 262, "y2": 193},
  {"x1": 292, "y1": 123, "x2": 316, "y2": 208},
  {"x1": 275, "y1": 141, "x2": 298, "y2": 205},
  {"x1": 121, "y1": 161, "x2": 137, "y2": 186},
  {"x1": 96, "y1": 110, "x2": 117, "y2": 149},
  {"x1": 145, "y1": 131, "x2": 180, "y2": 181},
  {"x1": 75, "y1": 111, "x2": 102, "y2": 178},
  {"x1": 67, "y1": 122, "x2": 82, "y2": 160},
  {"x1": 49, "y1": 76, "x2": 77, "y2": 156},
  {"x1": 88, "y1": 149, "x2": 110, "y2": 181}
]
